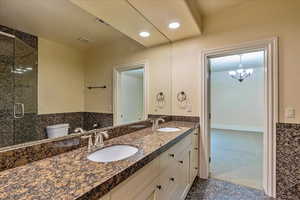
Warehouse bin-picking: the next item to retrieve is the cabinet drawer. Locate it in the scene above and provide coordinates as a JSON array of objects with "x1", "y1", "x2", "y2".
[
  {"x1": 158, "y1": 165, "x2": 177, "y2": 200},
  {"x1": 171, "y1": 149, "x2": 190, "y2": 200},
  {"x1": 160, "y1": 134, "x2": 192, "y2": 171},
  {"x1": 111, "y1": 158, "x2": 160, "y2": 200}
]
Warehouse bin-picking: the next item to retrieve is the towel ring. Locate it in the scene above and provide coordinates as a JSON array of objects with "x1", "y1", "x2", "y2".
[{"x1": 177, "y1": 91, "x2": 187, "y2": 103}]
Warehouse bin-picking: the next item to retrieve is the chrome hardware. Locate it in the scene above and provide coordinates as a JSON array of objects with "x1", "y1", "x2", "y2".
[
  {"x1": 81, "y1": 134, "x2": 93, "y2": 153},
  {"x1": 151, "y1": 118, "x2": 165, "y2": 131},
  {"x1": 169, "y1": 153, "x2": 175, "y2": 158},
  {"x1": 74, "y1": 128, "x2": 85, "y2": 134},
  {"x1": 94, "y1": 131, "x2": 109, "y2": 148},
  {"x1": 14, "y1": 103, "x2": 24, "y2": 119},
  {"x1": 80, "y1": 130, "x2": 109, "y2": 153}
]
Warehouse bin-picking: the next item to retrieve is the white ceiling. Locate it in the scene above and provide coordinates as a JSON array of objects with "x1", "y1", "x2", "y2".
[
  {"x1": 196, "y1": 0, "x2": 252, "y2": 16},
  {"x1": 0, "y1": 0, "x2": 132, "y2": 50},
  {"x1": 127, "y1": 0, "x2": 201, "y2": 41},
  {"x1": 0, "y1": 0, "x2": 254, "y2": 49},
  {"x1": 210, "y1": 51, "x2": 264, "y2": 72}
]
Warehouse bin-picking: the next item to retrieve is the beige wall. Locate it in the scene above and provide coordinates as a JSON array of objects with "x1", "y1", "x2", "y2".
[
  {"x1": 38, "y1": 38, "x2": 85, "y2": 114},
  {"x1": 169, "y1": 0, "x2": 300, "y2": 123},
  {"x1": 82, "y1": 0, "x2": 300, "y2": 123},
  {"x1": 211, "y1": 68, "x2": 264, "y2": 132},
  {"x1": 84, "y1": 39, "x2": 172, "y2": 115}
]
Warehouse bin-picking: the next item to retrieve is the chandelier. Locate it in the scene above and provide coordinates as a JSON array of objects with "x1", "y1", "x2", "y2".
[{"x1": 228, "y1": 55, "x2": 254, "y2": 82}]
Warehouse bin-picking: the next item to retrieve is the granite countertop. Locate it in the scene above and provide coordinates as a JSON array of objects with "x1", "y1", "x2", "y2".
[{"x1": 0, "y1": 121, "x2": 198, "y2": 200}]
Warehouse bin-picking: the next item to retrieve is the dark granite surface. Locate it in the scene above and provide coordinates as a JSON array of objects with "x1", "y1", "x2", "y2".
[
  {"x1": 0, "y1": 121, "x2": 198, "y2": 200},
  {"x1": 186, "y1": 177, "x2": 273, "y2": 200},
  {"x1": 0, "y1": 115, "x2": 198, "y2": 172},
  {"x1": 0, "y1": 117, "x2": 151, "y2": 172},
  {"x1": 276, "y1": 123, "x2": 300, "y2": 200}
]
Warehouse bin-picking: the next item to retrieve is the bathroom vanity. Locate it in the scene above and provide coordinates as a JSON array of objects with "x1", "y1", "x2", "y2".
[
  {"x1": 0, "y1": 121, "x2": 199, "y2": 200},
  {"x1": 104, "y1": 126, "x2": 199, "y2": 200}
]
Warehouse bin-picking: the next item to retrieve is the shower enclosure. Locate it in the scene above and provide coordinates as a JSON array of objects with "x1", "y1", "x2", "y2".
[{"x1": 0, "y1": 31, "x2": 37, "y2": 148}]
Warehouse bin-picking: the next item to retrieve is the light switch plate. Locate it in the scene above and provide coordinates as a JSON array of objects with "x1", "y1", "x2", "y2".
[{"x1": 285, "y1": 107, "x2": 296, "y2": 119}]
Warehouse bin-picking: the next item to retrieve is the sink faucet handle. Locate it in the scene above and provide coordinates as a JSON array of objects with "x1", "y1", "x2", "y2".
[
  {"x1": 81, "y1": 134, "x2": 93, "y2": 153},
  {"x1": 74, "y1": 127, "x2": 85, "y2": 134},
  {"x1": 101, "y1": 131, "x2": 109, "y2": 139}
]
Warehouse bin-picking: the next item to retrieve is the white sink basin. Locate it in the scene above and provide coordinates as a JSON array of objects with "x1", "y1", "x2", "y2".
[
  {"x1": 87, "y1": 144, "x2": 138, "y2": 163},
  {"x1": 157, "y1": 127, "x2": 181, "y2": 132}
]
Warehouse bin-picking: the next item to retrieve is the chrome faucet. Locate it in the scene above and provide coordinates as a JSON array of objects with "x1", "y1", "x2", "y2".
[
  {"x1": 81, "y1": 134, "x2": 94, "y2": 153},
  {"x1": 81, "y1": 130, "x2": 109, "y2": 153},
  {"x1": 94, "y1": 131, "x2": 109, "y2": 148},
  {"x1": 151, "y1": 118, "x2": 165, "y2": 131},
  {"x1": 74, "y1": 127, "x2": 85, "y2": 134}
]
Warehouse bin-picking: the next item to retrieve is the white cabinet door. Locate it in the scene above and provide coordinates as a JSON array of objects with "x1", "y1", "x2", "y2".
[{"x1": 133, "y1": 177, "x2": 159, "y2": 200}]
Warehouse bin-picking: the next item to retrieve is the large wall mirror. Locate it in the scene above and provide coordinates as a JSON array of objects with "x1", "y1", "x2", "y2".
[{"x1": 0, "y1": 0, "x2": 172, "y2": 149}]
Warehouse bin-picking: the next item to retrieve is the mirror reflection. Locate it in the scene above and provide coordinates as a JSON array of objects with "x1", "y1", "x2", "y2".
[{"x1": 0, "y1": 0, "x2": 172, "y2": 149}]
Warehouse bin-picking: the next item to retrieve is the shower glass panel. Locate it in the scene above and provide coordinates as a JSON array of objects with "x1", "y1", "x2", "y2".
[
  {"x1": 0, "y1": 31, "x2": 37, "y2": 148},
  {"x1": 13, "y1": 38, "x2": 38, "y2": 145}
]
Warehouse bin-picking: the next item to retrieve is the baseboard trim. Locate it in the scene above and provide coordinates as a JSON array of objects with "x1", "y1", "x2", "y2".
[{"x1": 211, "y1": 124, "x2": 263, "y2": 132}]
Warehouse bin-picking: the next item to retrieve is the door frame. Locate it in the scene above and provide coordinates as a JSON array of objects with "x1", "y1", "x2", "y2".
[
  {"x1": 199, "y1": 38, "x2": 278, "y2": 197},
  {"x1": 113, "y1": 60, "x2": 149, "y2": 125}
]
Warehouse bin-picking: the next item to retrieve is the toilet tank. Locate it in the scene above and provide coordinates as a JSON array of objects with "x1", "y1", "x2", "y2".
[{"x1": 46, "y1": 124, "x2": 69, "y2": 139}]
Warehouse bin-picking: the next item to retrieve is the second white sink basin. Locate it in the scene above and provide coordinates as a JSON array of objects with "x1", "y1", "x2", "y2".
[
  {"x1": 157, "y1": 127, "x2": 181, "y2": 132},
  {"x1": 87, "y1": 144, "x2": 138, "y2": 163}
]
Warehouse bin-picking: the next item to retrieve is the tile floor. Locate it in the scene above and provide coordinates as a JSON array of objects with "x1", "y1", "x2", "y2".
[
  {"x1": 185, "y1": 177, "x2": 272, "y2": 200},
  {"x1": 210, "y1": 129, "x2": 263, "y2": 189}
]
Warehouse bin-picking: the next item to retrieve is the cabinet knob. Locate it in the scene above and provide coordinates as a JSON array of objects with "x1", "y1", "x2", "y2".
[
  {"x1": 195, "y1": 167, "x2": 198, "y2": 170},
  {"x1": 194, "y1": 133, "x2": 198, "y2": 135},
  {"x1": 156, "y1": 185, "x2": 162, "y2": 190},
  {"x1": 169, "y1": 153, "x2": 175, "y2": 158},
  {"x1": 194, "y1": 147, "x2": 198, "y2": 150},
  {"x1": 169, "y1": 177, "x2": 175, "y2": 182},
  {"x1": 179, "y1": 160, "x2": 183, "y2": 164}
]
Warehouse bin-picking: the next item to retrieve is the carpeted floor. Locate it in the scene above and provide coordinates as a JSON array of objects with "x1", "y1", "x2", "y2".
[{"x1": 210, "y1": 129, "x2": 263, "y2": 189}]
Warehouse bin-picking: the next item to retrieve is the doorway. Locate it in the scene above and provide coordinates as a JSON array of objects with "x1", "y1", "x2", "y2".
[
  {"x1": 200, "y1": 38, "x2": 278, "y2": 197},
  {"x1": 209, "y1": 51, "x2": 264, "y2": 189},
  {"x1": 113, "y1": 63, "x2": 148, "y2": 125}
]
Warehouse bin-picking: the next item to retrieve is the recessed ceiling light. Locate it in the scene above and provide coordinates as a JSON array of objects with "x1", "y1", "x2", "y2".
[
  {"x1": 139, "y1": 31, "x2": 150, "y2": 38},
  {"x1": 168, "y1": 22, "x2": 180, "y2": 29}
]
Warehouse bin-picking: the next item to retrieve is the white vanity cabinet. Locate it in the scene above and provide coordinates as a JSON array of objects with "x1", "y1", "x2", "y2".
[
  {"x1": 190, "y1": 129, "x2": 199, "y2": 184},
  {"x1": 101, "y1": 129, "x2": 199, "y2": 200}
]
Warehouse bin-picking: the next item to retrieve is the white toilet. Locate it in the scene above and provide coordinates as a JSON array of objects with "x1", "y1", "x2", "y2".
[{"x1": 46, "y1": 124, "x2": 70, "y2": 139}]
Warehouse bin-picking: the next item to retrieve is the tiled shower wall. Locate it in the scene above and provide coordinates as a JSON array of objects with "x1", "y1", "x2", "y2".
[
  {"x1": 276, "y1": 123, "x2": 300, "y2": 199},
  {"x1": 0, "y1": 24, "x2": 38, "y2": 148}
]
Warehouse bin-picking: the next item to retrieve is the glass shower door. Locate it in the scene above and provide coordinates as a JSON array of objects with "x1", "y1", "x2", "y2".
[
  {"x1": 0, "y1": 32, "x2": 15, "y2": 148},
  {"x1": 13, "y1": 38, "x2": 38, "y2": 145},
  {"x1": 0, "y1": 31, "x2": 38, "y2": 148}
]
